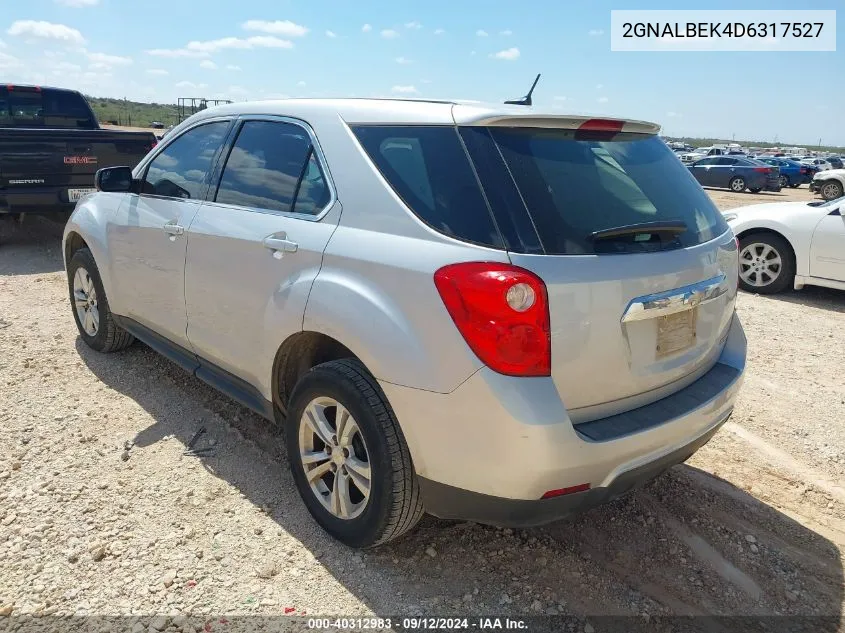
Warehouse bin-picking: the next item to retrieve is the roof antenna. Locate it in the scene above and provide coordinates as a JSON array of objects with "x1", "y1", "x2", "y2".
[{"x1": 504, "y1": 73, "x2": 541, "y2": 106}]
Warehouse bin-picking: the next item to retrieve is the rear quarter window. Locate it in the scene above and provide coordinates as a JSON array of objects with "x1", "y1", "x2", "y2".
[{"x1": 351, "y1": 125, "x2": 503, "y2": 249}]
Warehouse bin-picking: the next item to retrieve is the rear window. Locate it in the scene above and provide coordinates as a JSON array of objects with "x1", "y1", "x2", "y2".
[
  {"x1": 482, "y1": 127, "x2": 729, "y2": 255},
  {"x1": 0, "y1": 87, "x2": 96, "y2": 129}
]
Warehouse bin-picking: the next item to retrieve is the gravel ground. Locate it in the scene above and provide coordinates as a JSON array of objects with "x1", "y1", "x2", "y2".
[{"x1": 0, "y1": 186, "x2": 843, "y2": 630}]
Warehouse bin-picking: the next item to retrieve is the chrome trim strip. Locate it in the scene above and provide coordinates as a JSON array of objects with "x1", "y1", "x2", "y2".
[{"x1": 621, "y1": 274, "x2": 728, "y2": 323}]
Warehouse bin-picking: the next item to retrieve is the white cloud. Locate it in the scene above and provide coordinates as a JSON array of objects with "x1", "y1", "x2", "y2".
[
  {"x1": 200, "y1": 60, "x2": 217, "y2": 70},
  {"x1": 500, "y1": 29, "x2": 513, "y2": 36},
  {"x1": 325, "y1": 30, "x2": 337, "y2": 38},
  {"x1": 405, "y1": 21, "x2": 422, "y2": 30},
  {"x1": 187, "y1": 36, "x2": 293, "y2": 53},
  {"x1": 86, "y1": 51, "x2": 132, "y2": 66},
  {"x1": 362, "y1": 24, "x2": 372, "y2": 33},
  {"x1": 146, "y1": 68, "x2": 169, "y2": 76},
  {"x1": 596, "y1": 83, "x2": 604, "y2": 89},
  {"x1": 54, "y1": 61, "x2": 82, "y2": 72},
  {"x1": 554, "y1": 96, "x2": 568, "y2": 101},
  {"x1": 598, "y1": 96, "x2": 609, "y2": 103},
  {"x1": 226, "y1": 64, "x2": 241, "y2": 71},
  {"x1": 667, "y1": 111, "x2": 682, "y2": 118},
  {"x1": 0, "y1": 39, "x2": 5, "y2": 48},
  {"x1": 55, "y1": 0, "x2": 98, "y2": 6},
  {"x1": 7, "y1": 20, "x2": 85, "y2": 45},
  {"x1": 175, "y1": 81, "x2": 208, "y2": 90},
  {"x1": 470, "y1": 50, "x2": 476, "y2": 56},
  {"x1": 241, "y1": 20, "x2": 308, "y2": 37},
  {"x1": 433, "y1": 28, "x2": 445, "y2": 35},
  {"x1": 491, "y1": 47, "x2": 520, "y2": 60},
  {"x1": 228, "y1": 85, "x2": 249, "y2": 96},
  {"x1": 381, "y1": 29, "x2": 399, "y2": 39},
  {"x1": 146, "y1": 48, "x2": 207, "y2": 59},
  {"x1": 589, "y1": 29, "x2": 605, "y2": 36},
  {"x1": 395, "y1": 56, "x2": 412, "y2": 64},
  {"x1": 476, "y1": 29, "x2": 489, "y2": 37},
  {"x1": 297, "y1": 80, "x2": 306, "y2": 87},
  {"x1": 391, "y1": 85, "x2": 418, "y2": 94}
]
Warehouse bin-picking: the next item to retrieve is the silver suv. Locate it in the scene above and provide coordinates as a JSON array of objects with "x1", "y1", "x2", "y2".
[{"x1": 63, "y1": 99, "x2": 746, "y2": 548}]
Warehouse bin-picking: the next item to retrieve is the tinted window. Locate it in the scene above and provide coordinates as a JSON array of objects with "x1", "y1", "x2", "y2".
[
  {"x1": 693, "y1": 157, "x2": 717, "y2": 166},
  {"x1": 352, "y1": 126, "x2": 503, "y2": 249},
  {"x1": 0, "y1": 87, "x2": 96, "y2": 129},
  {"x1": 215, "y1": 120, "x2": 328, "y2": 214},
  {"x1": 485, "y1": 128, "x2": 728, "y2": 255},
  {"x1": 143, "y1": 121, "x2": 229, "y2": 199},
  {"x1": 714, "y1": 157, "x2": 737, "y2": 166}
]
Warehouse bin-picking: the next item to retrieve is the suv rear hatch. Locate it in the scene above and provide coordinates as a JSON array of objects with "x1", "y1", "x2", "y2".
[{"x1": 460, "y1": 115, "x2": 738, "y2": 420}]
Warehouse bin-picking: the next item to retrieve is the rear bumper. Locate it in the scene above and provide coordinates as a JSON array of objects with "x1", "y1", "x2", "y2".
[
  {"x1": 764, "y1": 179, "x2": 781, "y2": 192},
  {"x1": 0, "y1": 188, "x2": 82, "y2": 214},
  {"x1": 419, "y1": 415, "x2": 727, "y2": 527},
  {"x1": 380, "y1": 315, "x2": 746, "y2": 525}
]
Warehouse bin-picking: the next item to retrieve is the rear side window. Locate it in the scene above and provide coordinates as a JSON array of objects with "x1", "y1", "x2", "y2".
[
  {"x1": 485, "y1": 127, "x2": 728, "y2": 255},
  {"x1": 215, "y1": 120, "x2": 330, "y2": 215},
  {"x1": 143, "y1": 121, "x2": 230, "y2": 199},
  {"x1": 352, "y1": 126, "x2": 503, "y2": 249},
  {"x1": 0, "y1": 87, "x2": 96, "y2": 129}
]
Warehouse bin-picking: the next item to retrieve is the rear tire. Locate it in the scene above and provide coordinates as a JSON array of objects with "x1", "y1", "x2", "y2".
[
  {"x1": 738, "y1": 233, "x2": 795, "y2": 295},
  {"x1": 778, "y1": 175, "x2": 789, "y2": 188},
  {"x1": 820, "y1": 180, "x2": 844, "y2": 201},
  {"x1": 67, "y1": 248, "x2": 135, "y2": 352},
  {"x1": 285, "y1": 358, "x2": 424, "y2": 548},
  {"x1": 789, "y1": 182, "x2": 801, "y2": 189},
  {"x1": 729, "y1": 176, "x2": 746, "y2": 193}
]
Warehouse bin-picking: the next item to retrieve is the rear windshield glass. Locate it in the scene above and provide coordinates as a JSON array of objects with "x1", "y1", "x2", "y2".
[
  {"x1": 483, "y1": 127, "x2": 729, "y2": 255},
  {"x1": 0, "y1": 87, "x2": 96, "y2": 129}
]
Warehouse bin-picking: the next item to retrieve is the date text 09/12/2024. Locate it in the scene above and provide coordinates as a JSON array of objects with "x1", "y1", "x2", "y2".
[{"x1": 307, "y1": 617, "x2": 528, "y2": 630}]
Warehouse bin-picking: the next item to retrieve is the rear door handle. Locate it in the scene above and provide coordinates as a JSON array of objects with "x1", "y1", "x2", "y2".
[
  {"x1": 163, "y1": 222, "x2": 184, "y2": 237},
  {"x1": 263, "y1": 234, "x2": 298, "y2": 258}
]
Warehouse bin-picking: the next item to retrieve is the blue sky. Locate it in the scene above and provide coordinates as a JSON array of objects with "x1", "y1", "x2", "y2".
[{"x1": 1, "y1": 0, "x2": 843, "y2": 145}]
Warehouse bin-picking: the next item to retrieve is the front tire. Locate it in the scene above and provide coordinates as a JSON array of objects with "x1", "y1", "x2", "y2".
[
  {"x1": 729, "y1": 176, "x2": 746, "y2": 193},
  {"x1": 285, "y1": 359, "x2": 424, "y2": 548},
  {"x1": 67, "y1": 248, "x2": 135, "y2": 352},
  {"x1": 819, "y1": 180, "x2": 844, "y2": 201},
  {"x1": 748, "y1": 187, "x2": 762, "y2": 194},
  {"x1": 738, "y1": 233, "x2": 795, "y2": 295}
]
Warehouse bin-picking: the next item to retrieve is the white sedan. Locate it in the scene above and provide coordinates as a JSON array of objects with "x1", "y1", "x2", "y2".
[{"x1": 723, "y1": 197, "x2": 845, "y2": 294}]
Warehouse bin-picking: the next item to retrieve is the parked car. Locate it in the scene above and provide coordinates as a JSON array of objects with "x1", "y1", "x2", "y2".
[
  {"x1": 754, "y1": 157, "x2": 813, "y2": 188},
  {"x1": 801, "y1": 158, "x2": 832, "y2": 172},
  {"x1": 688, "y1": 156, "x2": 781, "y2": 193},
  {"x1": 0, "y1": 84, "x2": 157, "y2": 221},
  {"x1": 63, "y1": 99, "x2": 745, "y2": 547},
  {"x1": 724, "y1": 196, "x2": 845, "y2": 294},
  {"x1": 150, "y1": 121, "x2": 165, "y2": 129},
  {"x1": 825, "y1": 155, "x2": 844, "y2": 170},
  {"x1": 810, "y1": 169, "x2": 845, "y2": 200}
]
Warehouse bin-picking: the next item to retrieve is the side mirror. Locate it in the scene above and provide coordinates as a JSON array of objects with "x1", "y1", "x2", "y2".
[{"x1": 95, "y1": 166, "x2": 134, "y2": 193}]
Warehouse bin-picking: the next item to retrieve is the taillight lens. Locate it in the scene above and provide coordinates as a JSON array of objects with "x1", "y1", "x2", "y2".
[
  {"x1": 752, "y1": 167, "x2": 769, "y2": 173},
  {"x1": 433, "y1": 262, "x2": 551, "y2": 377}
]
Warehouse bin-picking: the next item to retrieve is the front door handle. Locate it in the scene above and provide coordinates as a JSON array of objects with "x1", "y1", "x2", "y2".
[
  {"x1": 263, "y1": 235, "x2": 298, "y2": 258},
  {"x1": 163, "y1": 222, "x2": 184, "y2": 238}
]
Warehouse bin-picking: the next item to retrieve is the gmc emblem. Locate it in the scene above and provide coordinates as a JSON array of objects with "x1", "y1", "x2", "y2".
[{"x1": 64, "y1": 156, "x2": 98, "y2": 165}]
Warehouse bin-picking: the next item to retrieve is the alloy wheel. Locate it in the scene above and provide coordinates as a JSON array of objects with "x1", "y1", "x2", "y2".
[
  {"x1": 739, "y1": 243, "x2": 782, "y2": 288},
  {"x1": 73, "y1": 267, "x2": 100, "y2": 336},
  {"x1": 298, "y1": 397, "x2": 371, "y2": 520}
]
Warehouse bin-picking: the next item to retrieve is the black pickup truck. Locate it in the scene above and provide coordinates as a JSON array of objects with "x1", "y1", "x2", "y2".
[{"x1": 0, "y1": 84, "x2": 157, "y2": 219}]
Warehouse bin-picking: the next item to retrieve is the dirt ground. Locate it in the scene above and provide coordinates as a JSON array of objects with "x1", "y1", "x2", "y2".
[{"x1": 0, "y1": 186, "x2": 843, "y2": 630}]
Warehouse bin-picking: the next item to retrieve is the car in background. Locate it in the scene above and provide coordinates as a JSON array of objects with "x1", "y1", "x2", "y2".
[
  {"x1": 150, "y1": 121, "x2": 165, "y2": 129},
  {"x1": 825, "y1": 156, "x2": 844, "y2": 170},
  {"x1": 801, "y1": 158, "x2": 832, "y2": 172},
  {"x1": 810, "y1": 169, "x2": 845, "y2": 201},
  {"x1": 754, "y1": 157, "x2": 813, "y2": 188},
  {"x1": 688, "y1": 156, "x2": 780, "y2": 193},
  {"x1": 724, "y1": 196, "x2": 845, "y2": 294}
]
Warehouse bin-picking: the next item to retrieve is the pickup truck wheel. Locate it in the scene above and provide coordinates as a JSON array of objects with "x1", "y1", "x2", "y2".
[
  {"x1": 286, "y1": 358, "x2": 423, "y2": 548},
  {"x1": 729, "y1": 176, "x2": 746, "y2": 192},
  {"x1": 67, "y1": 248, "x2": 135, "y2": 353},
  {"x1": 738, "y1": 233, "x2": 795, "y2": 295},
  {"x1": 820, "y1": 180, "x2": 844, "y2": 201}
]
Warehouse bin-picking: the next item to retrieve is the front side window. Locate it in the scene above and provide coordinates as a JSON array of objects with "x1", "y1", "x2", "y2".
[
  {"x1": 143, "y1": 121, "x2": 230, "y2": 199},
  {"x1": 215, "y1": 120, "x2": 330, "y2": 215}
]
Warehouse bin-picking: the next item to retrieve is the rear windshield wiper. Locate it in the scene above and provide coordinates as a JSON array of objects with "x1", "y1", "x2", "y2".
[{"x1": 589, "y1": 221, "x2": 688, "y2": 242}]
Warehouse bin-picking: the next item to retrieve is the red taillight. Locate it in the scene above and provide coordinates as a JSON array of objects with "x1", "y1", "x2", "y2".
[
  {"x1": 433, "y1": 262, "x2": 551, "y2": 377},
  {"x1": 575, "y1": 118, "x2": 624, "y2": 141},
  {"x1": 541, "y1": 483, "x2": 591, "y2": 499},
  {"x1": 752, "y1": 167, "x2": 769, "y2": 173}
]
